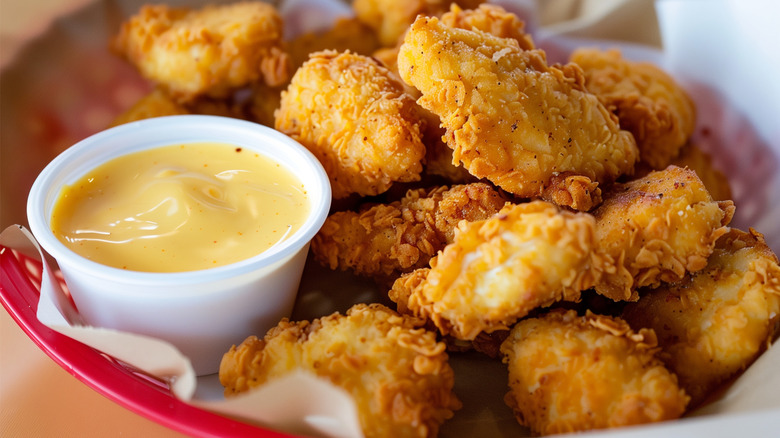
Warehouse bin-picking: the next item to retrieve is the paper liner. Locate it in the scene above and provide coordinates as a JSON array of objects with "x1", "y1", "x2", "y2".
[{"x1": 1, "y1": 0, "x2": 779, "y2": 437}]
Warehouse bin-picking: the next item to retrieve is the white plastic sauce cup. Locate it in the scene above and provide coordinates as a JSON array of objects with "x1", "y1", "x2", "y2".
[{"x1": 27, "y1": 115, "x2": 332, "y2": 375}]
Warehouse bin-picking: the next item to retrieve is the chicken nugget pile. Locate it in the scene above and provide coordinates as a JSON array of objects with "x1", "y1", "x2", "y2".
[{"x1": 110, "y1": 2, "x2": 780, "y2": 436}]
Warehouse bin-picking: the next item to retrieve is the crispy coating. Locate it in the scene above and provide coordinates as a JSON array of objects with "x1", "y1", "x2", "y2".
[
  {"x1": 312, "y1": 183, "x2": 508, "y2": 280},
  {"x1": 286, "y1": 17, "x2": 381, "y2": 71},
  {"x1": 372, "y1": 46, "x2": 475, "y2": 184},
  {"x1": 439, "y1": 4, "x2": 535, "y2": 50},
  {"x1": 109, "y1": 87, "x2": 243, "y2": 127},
  {"x1": 111, "y1": 2, "x2": 289, "y2": 101},
  {"x1": 353, "y1": 0, "x2": 486, "y2": 46},
  {"x1": 622, "y1": 228, "x2": 780, "y2": 407},
  {"x1": 593, "y1": 165, "x2": 735, "y2": 301},
  {"x1": 397, "y1": 16, "x2": 638, "y2": 210},
  {"x1": 220, "y1": 303, "x2": 461, "y2": 438},
  {"x1": 389, "y1": 201, "x2": 603, "y2": 340},
  {"x1": 500, "y1": 309, "x2": 689, "y2": 435},
  {"x1": 571, "y1": 48, "x2": 696, "y2": 170},
  {"x1": 275, "y1": 50, "x2": 426, "y2": 199}
]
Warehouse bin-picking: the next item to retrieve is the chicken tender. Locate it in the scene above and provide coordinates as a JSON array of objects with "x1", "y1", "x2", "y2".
[
  {"x1": 440, "y1": 4, "x2": 535, "y2": 50},
  {"x1": 622, "y1": 228, "x2": 780, "y2": 407},
  {"x1": 389, "y1": 201, "x2": 603, "y2": 340},
  {"x1": 500, "y1": 309, "x2": 689, "y2": 435},
  {"x1": 220, "y1": 303, "x2": 461, "y2": 438},
  {"x1": 110, "y1": 87, "x2": 242, "y2": 127},
  {"x1": 275, "y1": 50, "x2": 426, "y2": 199},
  {"x1": 571, "y1": 48, "x2": 696, "y2": 170},
  {"x1": 353, "y1": 0, "x2": 486, "y2": 46},
  {"x1": 593, "y1": 165, "x2": 735, "y2": 301},
  {"x1": 397, "y1": 16, "x2": 638, "y2": 210},
  {"x1": 286, "y1": 17, "x2": 381, "y2": 71},
  {"x1": 111, "y1": 2, "x2": 289, "y2": 101},
  {"x1": 312, "y1": 183, "x2": 507, "y2": 281}
]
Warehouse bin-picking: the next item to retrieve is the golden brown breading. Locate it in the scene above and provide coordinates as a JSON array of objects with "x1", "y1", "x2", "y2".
[
  {"x1": 397, "y1": 16, "x2": 638, "y2": 210},
  {"x1": 110, "y1": 87, "x2": 244, "y2": 127},
  {"x1": 571, "y1": 48, "x2": 696, "y2": 170},
  {"x1": 312, "y1": 183, "x2": 507, "y2": 280},
  {"x1": 439, "y1": 4, "x2": 535, "y2": 50},
  {"x1": 353, "y1": 0, "x2": 486, "y2": 46},
  {"x1": 593, "y1": 165, "x2": 735, "y2": 301},
  {"x1": 275, "y1": 50, "x2": 426, "y2": 199},
  {"x1": 500, "y1": 309, "x2": 689, "y2": 435},
  {"x1": 621, "y1": 228, "x2": 780, "y2": 407},
  {"x1": 670, "y1": 143, "x2": 733, "y2": 201},
  {"x1": 286, "y1": 17, "x2": 381, "y2": 71},
  {"x1": 389, "y1": 201, "x2": 603, "y2": 340},
  {"x1": 372, "y1": 46, "x2": 475, "y2": 185},
  {"x1": 111, "y1": 2, "x2": 289, "y2": 101},
  {"x1": 220, "y1": 303, "x2": 461, "y2": 438}
]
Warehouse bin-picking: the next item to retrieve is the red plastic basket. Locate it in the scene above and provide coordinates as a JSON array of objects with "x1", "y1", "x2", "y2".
[{"x1": 0, "y1": 244, "x2": 294, "y2": 438}]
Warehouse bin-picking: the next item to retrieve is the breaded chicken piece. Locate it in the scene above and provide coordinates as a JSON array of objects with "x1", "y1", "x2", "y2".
[
  {"x1": 109, "y1": 87, "x2": 243, "y2": 127},
  {"x1": 111, "y1": 2, "x2": 289, "y2": 101},
  {"x1": 397, "y1": 16, "x2": 639, "y2": 211},
  {"x1": 622, "y1": 228, "x2": 780, "y2": 407},
  {"x1": 593, "y1": 165, "x2": 735, "y2": 301},
  {"x1": 275, "y1": 50, "x2": 426, "y2": 199},
  {"x1": 220, "y1": 303, "x2": 461, "y2": 438},
  {"x1": 286, "y1": 17, "x2": 381, "y2": 71},
  {"x1": 389, "y1": 201, "x2": 603, "y2": 340},
  {"x1": 571, "y1": 48, "x2": 696, "y2": 170},
  {"x1": 440, "y1": 4, "x2": 535, "y2": 50},
  {"x1": 500, "y1": 309, "x2": 689, "y2": 435},
  {"x1": 353, "y1": 0, "x2": 486, "y2": 46},
  {"x1": 312, "y1": 183, "x2": 507, "y2": 281},
  {"x1": 670, "y1": 143, "x2": 732, "y2": 201}
]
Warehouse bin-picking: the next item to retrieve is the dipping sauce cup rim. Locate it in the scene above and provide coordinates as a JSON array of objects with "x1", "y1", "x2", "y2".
[{"x1": 26, "y1": 115, "x2": 332, "y2": 289}]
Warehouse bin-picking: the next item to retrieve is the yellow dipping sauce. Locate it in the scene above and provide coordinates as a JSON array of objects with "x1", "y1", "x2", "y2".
[{"x1": 50, "y1": 142, "x2": 310, "y2": 272}]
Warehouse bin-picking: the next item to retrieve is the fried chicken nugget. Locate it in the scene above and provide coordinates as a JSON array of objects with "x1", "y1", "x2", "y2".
[
  {"x1": 111, "y1": 2, "x2": 289, "y2": 101},
  {"x1": 622, "y1": 228, "x2": 780, "y2": 407},
  {"x1": 593, "y1": 165, "x2": 735, "y2": 301},
  {"x1": 440, "y1": 4, "x2": 535, "y2": 50},
  {"x1": 110, "y1": 87, "x2": 243, "y2": 127},
  {"x1": 397, "y1": 16, "x2": 639, "y2": 211},
  {"x1": 389, "y1": 201, "x2": 603, "y2": 340},
  {"x1": 500, "y1": 309, "x2": 689, "y2": 435},
  {"x1": 571, "y1": 48, "x2": 696, "y2": 170},
  {"x1": 275, "y1": 50, "x2": 426, "y2": 199},
  {"x1": 312, "y1": 183, "x2": 508, "y2": 281},
  {"x1": 220, "y1": 303, "x2": 461, "y2": 438},
  {"x1": 286, "y1": 17, "x2": 381, "y2": 71},
  {"x1": 353, "y1": 0, "x2": 486, "y2": 46}
]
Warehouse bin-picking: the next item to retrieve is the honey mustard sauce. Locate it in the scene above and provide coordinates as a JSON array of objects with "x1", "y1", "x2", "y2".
[{"x1": 50, "y1": 143, "x2": 310, "y2": 272}]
